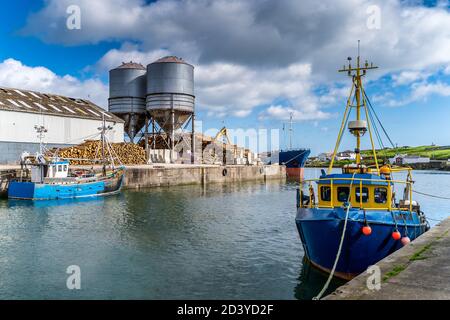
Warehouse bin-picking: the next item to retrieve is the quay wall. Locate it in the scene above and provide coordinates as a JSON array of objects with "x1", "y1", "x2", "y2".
[{"x1": 123, "y1": 165, "x2": 286, "y2": 189}]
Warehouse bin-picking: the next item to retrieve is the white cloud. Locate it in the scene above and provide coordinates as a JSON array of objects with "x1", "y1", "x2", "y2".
[
  {"x1": 444, "y1": 65, "x2": 450, "y2": 75},
  {"x1": 21, "y1": 0, "x2": 450, "y2": 73},
  {"x1": 17, "y1": 0, "x2": 450, "y2": 118},
  {"x1": 391, "y1": 70, "x2": 431, "y2": 86},
  {"x1": 410, "y1": 81, "x2": 450, "y2": 100},
  {"x1": 0, "y1": 58, "x2": 108, "y2": 109},
  {"x1": 376, "y1": 80, "x2": 450, "y2": 107},
  {"x1": 193, "y1": 62, "x2": 325, "y2": 119},
  {"x1": 95, "y1": 43, "x2": 170, "y2": 71},
  {"x1": 263, "y1": 105, "x2": 331, "y2": 121}
]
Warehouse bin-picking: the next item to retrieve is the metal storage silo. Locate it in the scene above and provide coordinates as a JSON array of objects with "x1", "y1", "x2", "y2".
[
  {"x1": 108, "y1": 62, "x2": 147, "y2": 142},
  {"x1": 146, "y1": 56, "x2": 195, "y2": 163}
]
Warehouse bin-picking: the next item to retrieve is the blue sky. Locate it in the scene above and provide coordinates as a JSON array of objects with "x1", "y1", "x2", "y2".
[{"x1": 1, "y1": 0, "x2": 450, "y2": 155}]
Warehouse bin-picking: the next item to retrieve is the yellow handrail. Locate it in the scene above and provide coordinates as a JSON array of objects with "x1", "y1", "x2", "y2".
[
  {"x1": 302, "y1": 176, "x2": 410, "y2": 185},
  {"x1": 359, "y1": 180, "x2": 362, "y2": 208},
  {"x1": 330, "y1": 180, "x2": 334, "y2": 207},
  {"x1": 300, "y1": 175, "x2": 414, "y2": 211}
]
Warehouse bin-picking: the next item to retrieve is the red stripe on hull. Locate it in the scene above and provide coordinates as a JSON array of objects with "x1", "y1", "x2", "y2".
[{"x1": 286, "y1": 167, "x2": 305, "y2": 180}]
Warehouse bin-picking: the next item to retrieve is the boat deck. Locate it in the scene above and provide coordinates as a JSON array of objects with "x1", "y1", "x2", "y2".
[{"x1": 325, "y1": 217, "x2": 450, "y2": 299}]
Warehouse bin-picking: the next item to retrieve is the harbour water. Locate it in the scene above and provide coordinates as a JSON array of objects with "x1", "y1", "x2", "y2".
[{"x1": 0, "y1": 168, "x2": 448, "y2": 300}]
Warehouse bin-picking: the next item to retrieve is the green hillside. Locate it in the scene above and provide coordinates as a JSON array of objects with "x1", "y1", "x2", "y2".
[{"x1": 361, "y1": 145, "x2": 450, "y2": 161}]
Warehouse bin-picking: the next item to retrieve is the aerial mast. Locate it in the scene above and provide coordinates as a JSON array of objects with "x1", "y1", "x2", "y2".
[
  {"x1": 328, "y1": 41, "x2": 379, "y2": 173},
  {"x1": 289, "y1": 112, "x2": 293, "y2": 150},
  {"x1": 98, "y1": 114, "x2": 113, "y2": 176}
]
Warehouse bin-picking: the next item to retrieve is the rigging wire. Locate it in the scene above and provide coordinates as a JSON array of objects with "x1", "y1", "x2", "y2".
[
  {"x1": 362, "y1": 89, "x2": 396, "y2": 149},
  {"x1": 365, "y1": 100, "x2": 388, "y2": 163}
]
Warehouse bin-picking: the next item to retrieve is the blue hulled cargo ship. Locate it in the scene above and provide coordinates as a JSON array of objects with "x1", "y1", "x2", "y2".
[
  {"x1": 279, "y1": 149, "x2": 310, "y2": 180},
  {"x1": 279, "y1": 113, "x2": 310, "y2": 179},
  {"x1": 295, "y1": 52, "x2": 429, "y2": 284}
]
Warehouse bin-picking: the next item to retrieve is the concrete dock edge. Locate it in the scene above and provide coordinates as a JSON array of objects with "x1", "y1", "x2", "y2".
[
  {"x1": 123, "y1": 164, "x2": 286, "y2": 189},
  {"x1": 325, "y1": 217, "x2": 450, "y2": 300}
]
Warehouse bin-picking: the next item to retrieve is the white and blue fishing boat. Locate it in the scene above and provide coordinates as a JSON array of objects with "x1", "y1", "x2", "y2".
[
  {"x1": 295, "y1": 52, "x2": 429, "y2": 280},
  {"x1": 8, "y1": 119, "x2": 124, "y2": 200}
]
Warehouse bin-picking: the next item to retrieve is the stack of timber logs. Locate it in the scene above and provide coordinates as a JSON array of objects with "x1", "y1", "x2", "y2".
[{"x1": 47, "y1": 140, "x2": 146, "y2": 165}]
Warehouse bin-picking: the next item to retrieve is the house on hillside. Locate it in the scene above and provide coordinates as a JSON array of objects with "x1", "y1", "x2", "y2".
[
  {"x1": 389, "y1": 154, "x2": 430, "y2": 165},
  {"x1": 318, "y1": 152, "x2": 333, "y2": 161},
  {"x1": 336, "y1": 150, "x2": 356, "y2": 161}
]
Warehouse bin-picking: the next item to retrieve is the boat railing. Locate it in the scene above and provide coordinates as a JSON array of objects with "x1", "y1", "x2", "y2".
[{"x1": 299, "y1": 176, "x2": 414, "y2": 212}]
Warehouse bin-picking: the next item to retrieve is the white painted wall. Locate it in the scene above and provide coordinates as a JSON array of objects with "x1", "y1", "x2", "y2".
[
  {"x1": 389, "y1": 155, "x2": 430, "y2": 164},
  {"x1": 0, "y1": 110, "x2": 124, "y2": 144}
]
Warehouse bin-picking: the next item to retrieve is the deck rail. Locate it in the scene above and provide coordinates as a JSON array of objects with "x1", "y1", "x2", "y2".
[{"x1": 299, "y1": 176, "x2": 414, "y2": 212}]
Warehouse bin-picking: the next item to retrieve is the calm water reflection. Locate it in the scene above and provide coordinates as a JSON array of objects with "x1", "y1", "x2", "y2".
[{"x1": 0, "y1": 168, "x2": 448, "y2": 299}]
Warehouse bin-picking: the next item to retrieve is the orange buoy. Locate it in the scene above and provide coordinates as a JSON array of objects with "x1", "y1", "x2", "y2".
[
  {"x1": 380, "y1": 165, "x2": 391, "y2": 175},
  {"x1": 362, "y1": 225, "x2": 372, "y2": 236},
  {"x1": 401, "y1": 236, "x2": 411, "y2": 246},
  {"x1": 392, "y1": 230, "x2": 401, "y2": 240}
]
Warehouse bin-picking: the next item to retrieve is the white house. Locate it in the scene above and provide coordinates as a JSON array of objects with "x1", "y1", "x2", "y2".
[
  {"x1": 336, "y1": 150, "x2": 357, "y2": 161},
  {"x1": 318, "y1": 152, "x2": 333, "y2": 161},
  {"x1": 389, "y1": 154, "x2": 430, "y2": 165}
]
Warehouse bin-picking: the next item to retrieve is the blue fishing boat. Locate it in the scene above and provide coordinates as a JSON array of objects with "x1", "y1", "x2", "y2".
[
  {"x1": 295, "y1": 52, "x2": 429, "y2": 280},
  {"x1": 8, "y1": 119, "x2": 124, "y2": 201}
]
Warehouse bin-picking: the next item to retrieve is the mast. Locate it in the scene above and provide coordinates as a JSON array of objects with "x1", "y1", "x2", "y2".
[
  {"x1": 289, "y1": 112, "x2": 293, "y2": 150},
  {"x1": 100, "y1": 114, "x2": 107, "y2": 176},
  {"x1": 34, "y1": 125, "x2": 47, "y2": 156},
  {"x1": 328, "y1": 41, "x2": 379, "y2": 173},
  {"x1": 98, "y1": 114, "x2": 115, "y2": 175}
]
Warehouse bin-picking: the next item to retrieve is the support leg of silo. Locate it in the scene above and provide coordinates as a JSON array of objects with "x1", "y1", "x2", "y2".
[
  {"x1": 171, "y1": 109, "x2": 175, "y2": 164},
  {"x1": 191, "y1": 114, "x2": 195, "y2": 164},
  {"x1": 152, "y1": 117, "x2": 156, "y2": 149},
  {"x1": 145, "y1": 115, "x2": 150, "y2": 163}
]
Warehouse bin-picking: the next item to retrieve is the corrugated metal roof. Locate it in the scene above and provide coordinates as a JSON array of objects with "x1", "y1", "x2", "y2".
[{"x1": 0, "y1": 86, "x2": 124, "y2": 123}]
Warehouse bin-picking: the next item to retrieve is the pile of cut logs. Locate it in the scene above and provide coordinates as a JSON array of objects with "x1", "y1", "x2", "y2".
[{"x1": 47, "y1": 140, "x2": 147, "y2": 165}]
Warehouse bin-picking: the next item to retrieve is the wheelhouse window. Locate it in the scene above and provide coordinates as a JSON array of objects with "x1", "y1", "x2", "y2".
[
  {"x1": 320, "y1": 186, "x2": 331, "y2": 201},
  {"x1": 374, "y1": 187, "x2": 388, "y2": 204},
  {"x1": 57, "y1": 165, "x2": 62, "y2": 172},
  {"x1": 355, "y1": 187, "x2": 369, "y2": 203},
  {"x1": 337, "y1": 187, "x2": 350, "y2": 202}
]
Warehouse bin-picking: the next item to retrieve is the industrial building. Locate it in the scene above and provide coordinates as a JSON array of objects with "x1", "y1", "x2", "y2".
[
  {"x1": 0, "y1": 56, "x2": 258, "y2": 166},
  {"x1": 0, "y1": 86, "x2": 124, "y2": 164}
]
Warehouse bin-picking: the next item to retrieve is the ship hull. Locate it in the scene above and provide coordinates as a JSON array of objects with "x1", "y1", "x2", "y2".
[
  {"x1": 279, "y1": 149, "x2": 310, "y2": 179},
  {"x1": 285, "y1": 168, "x2": 305, "y2": 180},
  {"x1": 295, "y1": 207, "x2": 428, "y2": 280},
  {"x1": 8, "y1": 171, "x2": 124, "y2": 200}
]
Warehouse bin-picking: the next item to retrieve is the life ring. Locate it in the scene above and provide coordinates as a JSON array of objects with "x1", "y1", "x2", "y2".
[{"x1": 222, "y1": 168, "x2": 228, "y2": 176}]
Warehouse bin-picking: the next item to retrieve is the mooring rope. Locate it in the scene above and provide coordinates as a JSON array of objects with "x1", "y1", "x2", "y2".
[
  {"x1": 427, "y1": 217, "x2": 445, "y2": 222},
  {"x1": 313, "y1": 172, "x2": 356, "y2": 300},
  {"x1": 281, "y1": 149, "x2": 310, "y2": 166},
  {"x1": 412, "y1": 190, "x2": 450, "y2": 200}
]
